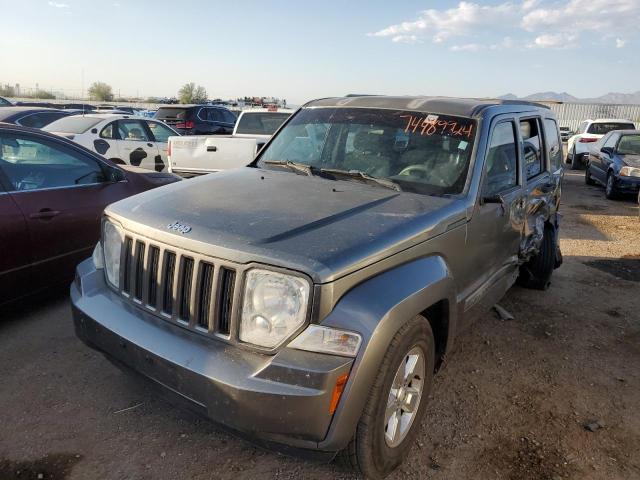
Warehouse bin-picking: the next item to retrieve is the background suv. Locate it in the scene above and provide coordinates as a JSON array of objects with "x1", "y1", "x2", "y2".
[{"x1": 154, "y1": 105, "x2": 236, "y2": 135}]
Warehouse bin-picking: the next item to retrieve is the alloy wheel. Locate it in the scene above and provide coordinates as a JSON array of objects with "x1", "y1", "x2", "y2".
[{"x1": 384, "y1": 346, "x2": 426, "y2": 448}]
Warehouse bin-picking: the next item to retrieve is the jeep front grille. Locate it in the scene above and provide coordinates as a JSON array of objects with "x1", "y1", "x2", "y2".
[{"x1": 119, "y1": 233, "x2": 241, "y2": 338}]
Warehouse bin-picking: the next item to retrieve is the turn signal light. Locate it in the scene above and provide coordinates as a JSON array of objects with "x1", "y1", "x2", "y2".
[{"x1": 329, "y1": 373, "x2": 349, "y2": 414}]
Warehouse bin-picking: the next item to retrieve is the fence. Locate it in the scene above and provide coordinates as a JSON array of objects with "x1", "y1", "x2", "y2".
[{"x1": 540, "y1": 102, "x2": 640, "y2": 131}]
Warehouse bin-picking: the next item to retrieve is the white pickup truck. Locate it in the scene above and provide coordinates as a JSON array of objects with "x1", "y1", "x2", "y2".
[{"x1": 167, "y1": 108, "x2": 294, "y2": 177}]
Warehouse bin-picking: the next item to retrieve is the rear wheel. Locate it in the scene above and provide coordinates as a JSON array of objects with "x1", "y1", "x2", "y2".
[
  {"x1": 340, "y1": 316, "x2": 435, "y2": 480},
  {"x1": 585, "y1": 165, "x2": 596, "y2": 185},
  {"x1": 517, "y1": 225, "x2": 557, "y2": 290},
  {"x1": 570, "y1": 146, "x2": 582, "y2": 170},
  {"x1": 605, "y1": 173, "x2": 618, "y2": 200}
]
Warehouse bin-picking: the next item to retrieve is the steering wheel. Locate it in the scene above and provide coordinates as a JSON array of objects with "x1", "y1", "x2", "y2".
[{"x1": 397, "y1": 164, "x2": 430, "y2": 178}]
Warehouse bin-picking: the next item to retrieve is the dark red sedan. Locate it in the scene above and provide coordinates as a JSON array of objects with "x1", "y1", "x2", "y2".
[{"x1": 0, "y1": 123, "x2": 181, "y2": 305}]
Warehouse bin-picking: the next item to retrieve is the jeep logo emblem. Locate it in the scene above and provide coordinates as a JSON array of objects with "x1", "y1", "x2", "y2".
[{"x1": 167, "y1": 221, "x2": 192, "y2": 234}]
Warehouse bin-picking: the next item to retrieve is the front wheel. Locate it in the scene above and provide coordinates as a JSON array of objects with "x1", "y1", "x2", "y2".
[{"x1": 340, "y1": 316, "x2": 435, "y2": 479}]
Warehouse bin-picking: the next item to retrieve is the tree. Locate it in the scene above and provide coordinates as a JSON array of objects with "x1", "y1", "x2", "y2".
[
  {"x1": 88, "y1": 82, "x2": 114, "y2": 101},
  {"x1": 178, "y1": 83, "x2": 207, "y2": 104}
]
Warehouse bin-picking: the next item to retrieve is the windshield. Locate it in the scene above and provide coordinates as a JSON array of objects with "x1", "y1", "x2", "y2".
[
  {"x1": 43, "y1": 116, "x2": 102, "y2": 133},
  {"x1": 257, "y1": 107, "x2": 476, "y2": 195},
  {"x1": 617, "y1": 135, "x2": 640, "y2": 155},
  {"x1": 587, "y1": 122, "x2": 635, "y2": 135},
  {"x1": 236, "y1": 112, "x2": 290, "y2": 135}
]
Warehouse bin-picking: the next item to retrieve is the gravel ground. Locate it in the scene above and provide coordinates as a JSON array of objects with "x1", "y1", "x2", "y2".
[{"x1": 1, "y1": 169, "x2": 639, "y2": 480}]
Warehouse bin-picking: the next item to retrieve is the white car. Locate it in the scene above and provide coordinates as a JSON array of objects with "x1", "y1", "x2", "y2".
[
  {"x1": 43, "y1": 114, "x2": 179, "y2": 172},
  {"x1": 566, "y1": 118, "x2": 635, "y2": 169}
]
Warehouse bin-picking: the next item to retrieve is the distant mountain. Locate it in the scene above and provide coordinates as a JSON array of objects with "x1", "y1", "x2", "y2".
[{"x1": 498, "y1": 91, "x2": 640, "y2": 105}]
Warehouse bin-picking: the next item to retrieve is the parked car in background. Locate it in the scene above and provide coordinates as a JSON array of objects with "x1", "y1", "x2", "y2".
[
  {"x1": 154, "y1": 104, "x2": 236, "y2": 135},
  {"x1": 0, "y1": 96, "x2": 12, "y2": 106},
  {"x1": 585, "y1": 130, "x2": 640, "y2": 199},
  {"x1": 0, "y1": 107, "x2": 73, "y2": 128},
  {"x1": 567, "y1": 118, "x2": 635, "y2": 169},
  {"x1": 14, "y1": 101, "x2": 59, "y2": 109},
  {"x1": 168, "y1": 108, "x2": 294, "y2": 177},
  {"x1": 559, "y1": 126, "x2": 572, "y2": 142},
  {"x1": 95, "y1": 105, "x2": 145, "y2": 116},
  {"x1": 0, "y1": 124, "x2": 180, "y2": 305},
  {"x1": 43, "y1": 114, "x2": 179, "y2": 172},
  {"x1": 60, "y1": 103, "x2": 96, "y2": 112},
  {"x1": 72, "y1": 96, "x2": 563, "y2": 479}
]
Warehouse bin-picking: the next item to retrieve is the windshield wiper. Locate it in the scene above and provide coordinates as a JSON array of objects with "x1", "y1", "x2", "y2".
[
  {"x1": 263, "y1": 160, "x2": 314, "y2": 177},
  {"x1": 320, "y1": 168, "x2": 401, "y2": 192}
]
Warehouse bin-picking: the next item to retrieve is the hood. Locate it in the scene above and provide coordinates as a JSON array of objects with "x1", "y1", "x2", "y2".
[
  {"x1": 106, "y1": 168, "x2": 464, "y2": 282},
  {"x1": 620, "y1": 154, "x2": 640, "y2": 168}
]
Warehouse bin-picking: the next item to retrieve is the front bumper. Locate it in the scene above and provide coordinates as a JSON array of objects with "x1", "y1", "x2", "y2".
[
  {"x1": 71, "y1": 259, "x2": 352, "y2": 454},
  {"x1": 613, "y1": 174, "x2": 640, "y2": 192}
]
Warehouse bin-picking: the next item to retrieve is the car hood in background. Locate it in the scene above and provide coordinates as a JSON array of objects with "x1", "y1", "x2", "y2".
[
  {"x1": 106, "y1": 167, "x2": 464, "y2": 282},
  {"x1": 620, "y1": 154, "x2": 640, "y2": 168}
]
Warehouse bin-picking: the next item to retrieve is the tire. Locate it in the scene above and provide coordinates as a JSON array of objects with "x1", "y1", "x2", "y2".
[
  {"x1": 605, "y1": 172, "x2": 618, "y2": 200},
  {"x1": 517, "y1": 225, "x2": 557, "y2": 290},
  {"x1": 570, "y1": 146, "x2": 582, "y2": 170},
  {"x1": 340, "y1": 316, "x2": 435, "y2": 479},
  {"x1": 585, "y1": 165, "x2": 596, "y2": 185}
]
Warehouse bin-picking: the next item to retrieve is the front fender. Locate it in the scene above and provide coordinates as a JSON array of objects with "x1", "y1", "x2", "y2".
[{"x1": 317, "y1": 255, "x2": 457, "y2": 451}]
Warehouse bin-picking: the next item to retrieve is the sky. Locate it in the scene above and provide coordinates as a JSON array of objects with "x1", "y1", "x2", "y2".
[{"x1": 1, "y1": 0, "x2": 638, "y2": 104}]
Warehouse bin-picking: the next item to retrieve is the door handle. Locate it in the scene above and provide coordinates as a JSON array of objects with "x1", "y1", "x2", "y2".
[
  {"x1": 147, "y1": 143, "x2": 153, "y2": 147},
  {"x1": 206, "y1": 146, "x2": 217, "y2": 152},
  {"x1": 30, "y1": 208, "x2": 60, "y2": 220}
]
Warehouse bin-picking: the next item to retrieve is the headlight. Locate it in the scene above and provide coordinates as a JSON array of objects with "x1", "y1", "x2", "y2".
[
  {"x1": 239, "y1": 269, "x2": 310, "y2": 348},
  {"x1": 620, "y1": 166, "x2": 640, "y2": 178},
  {"x1": 103, "y1": 219, "x2": 124, "y2": 288},
  {"x1": 288, "y1": 325, "x2": 362, "y2": 357}
]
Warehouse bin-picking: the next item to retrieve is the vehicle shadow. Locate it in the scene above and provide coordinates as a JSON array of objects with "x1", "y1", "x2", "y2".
[{"x1": 1, "y1": 285, "x2": 70, "y2": 328}]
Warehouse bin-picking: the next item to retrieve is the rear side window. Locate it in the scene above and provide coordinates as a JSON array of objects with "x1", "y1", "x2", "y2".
[
  {"x1": 100, "y1": 122, "x2": 116, "y2": 139},
  {"x1": 587, "y1": 122, "x2": 635, "y2": 135},
  {"x1": 236, "y1": 112, "x2": 290, "y2": 135},
  {"x1": 543, "y1": 119, "x2": 562, "y2": 171},
  {"x1": 520, "y1": 118, "x2": 543, "y2": 179},
  {"x1": 205, "y1": 108, "x2": 225, "y2": 122},
  {"x1": 484, "y1": 121, "x2": 518, "y2": 196}
]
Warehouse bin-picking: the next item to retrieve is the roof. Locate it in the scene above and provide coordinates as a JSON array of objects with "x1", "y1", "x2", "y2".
[
  {"x1": 586, "y1": 118, "x2": 634, "y2": 123},
  {"x1": 63, "y1": 113, "x2": 146, "y2": 120},
  {"x1": 616, "y1": 129, "x2": 640, "y2": 135},
  {"x1": 303, "y1": 96, "x2": 549, "y2": 118}
]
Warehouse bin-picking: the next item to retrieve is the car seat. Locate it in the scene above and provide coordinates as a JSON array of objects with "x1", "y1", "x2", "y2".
[{"x1": 343, "y1": 131, "x2": 391, "y2": 177}]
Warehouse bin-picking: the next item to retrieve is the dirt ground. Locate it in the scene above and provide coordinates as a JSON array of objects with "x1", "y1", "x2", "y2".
[{"x1": 1, "y1": 170, "x2": 639, "y2": 480}]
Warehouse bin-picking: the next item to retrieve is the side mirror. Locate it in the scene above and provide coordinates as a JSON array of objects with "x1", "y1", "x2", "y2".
[
  {"x1": 108, "y1": 166, "x2": 126, "y2": 182},
  {"x1": 91, "y1": 128, "x2": 98, "y2": 134},
  {"x1": 600, "y1": 146, "x2": 614, "y2": 156},
  {"x1": 481, "y1": 194, "x2": 505, "y2": 205}
]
